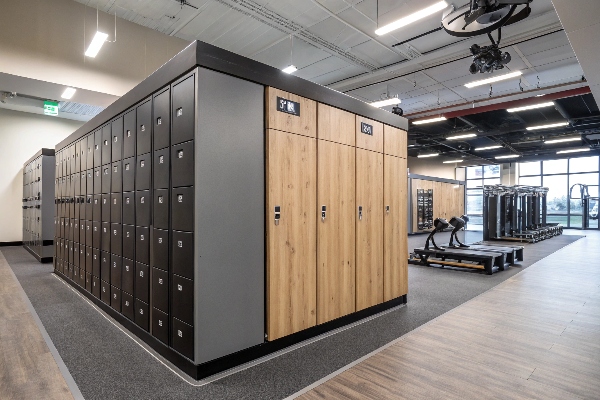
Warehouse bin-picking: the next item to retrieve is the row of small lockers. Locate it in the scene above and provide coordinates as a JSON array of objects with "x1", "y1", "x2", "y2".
[
  {"x1": 23, "y1": 160, "x2": 42, "y2": 185},
  {"x1": 54, "y1": 256, "x2": 193, "y2": 359}
]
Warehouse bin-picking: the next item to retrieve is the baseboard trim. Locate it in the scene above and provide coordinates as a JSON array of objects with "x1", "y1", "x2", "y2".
[{"x1": 0, "y1": 241, "x2": 23, "y2": 247}]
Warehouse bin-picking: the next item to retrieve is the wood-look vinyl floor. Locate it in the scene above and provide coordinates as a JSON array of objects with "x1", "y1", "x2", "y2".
[
  {"x1": 298, "y1": 232, "x2": 600, "y2": 400},
  {"x1": 0, "y1": 251, "x2": 73, "y2": 400}
]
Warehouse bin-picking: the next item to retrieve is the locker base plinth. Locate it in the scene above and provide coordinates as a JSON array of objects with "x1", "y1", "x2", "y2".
[
  {"x1": 55, "y1": 270, "x2": 406, "y2": 380},
  {"x1": 23, "y1": 245, "x2": 54, "y2": 263}
]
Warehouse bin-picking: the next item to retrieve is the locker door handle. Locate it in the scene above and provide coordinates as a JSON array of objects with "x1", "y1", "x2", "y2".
[
  {"x1": 274, "y1": 206, "x2": 281, "y2": 226},
  {"x1": 358, "y1": 206, "x2": 363, "y2": 221},
  {"x1": 321, "y1": 205, "x2": 326, "y2": 222},
  {"x1": 386, "y1": 205, "x2": 390, "y2": 214}
]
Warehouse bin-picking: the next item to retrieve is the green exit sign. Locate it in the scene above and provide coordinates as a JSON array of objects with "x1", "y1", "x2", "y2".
[{"x1": 44, "y1": 101, "x2": 59, "y2": 116}]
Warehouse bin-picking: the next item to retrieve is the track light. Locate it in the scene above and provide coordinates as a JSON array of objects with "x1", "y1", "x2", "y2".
[
  {"x1": 85, "y1": 31, "x2": 109, "y2": 58},
  {"x1": 413, "y1": 116, "x2": 446, "y2": 125},
  {"x1": 375, "y1": 1, "x2": 448, "y2": 35},
  {"x1": 507, "y1": 102, "x2": 554, "y2": 113},
  {"x1": 474, "y1": 145, "x2": 502, "y2": 151},
  {"x1": 447, "y1": 133, "x2": 476, "y2": 140},
  {"x1": 544, "y1": 137, "x2": 581, "y2": 144},
  {"x1": 465, "y1": 71, "x2": 522, "y2": 88},
  {"x1": 526, "y1": 122, "x2": 569, "y2": 131},
  {"x1": 556, "y1": 148, "x2": 591, "y2": 154}
]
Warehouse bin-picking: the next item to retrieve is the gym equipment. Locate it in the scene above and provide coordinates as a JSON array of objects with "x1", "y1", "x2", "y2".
[
  {"x1": 570, "y1": 184, "x2": 599, "y2": 229},
  {"x1": 483, "y1": 184, "x2": 562, "y2": 243},
  {"x1": 424, "y1": 218, "x2": 449, "y2": 250},
  {"x1": 448, "y1": 215, "x2": 470, "y2": 248}
]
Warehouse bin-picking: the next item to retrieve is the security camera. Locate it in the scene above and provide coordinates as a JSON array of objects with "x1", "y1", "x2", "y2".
[
  {"x1": 392, "y1": 106, "x2": 404, "y2": 116},
  {"x1": 469, "y1": 43, "x2": 511, "y2": 74}
]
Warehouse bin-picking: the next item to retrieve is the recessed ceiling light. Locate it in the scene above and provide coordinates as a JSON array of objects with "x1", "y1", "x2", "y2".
[
  {"x1": 61, "y1": 87, "x2": 76, "y2": 99},
  {"x1": 412, "y1": 116, "x2": 447, "y2": 125},
  {"x1": 556, "y1": 148, "x2": 591, "y2": 154},
  {"x1": 370, "y1": 98, "x2": 401, "y2": 108},
  {"x1": 544, "y1": 137, "x2": 581, "y2": 144},
  {"x1": 536, "y1": 94, "x2": 546, "y2": 97},
  {"x1": 507, "y1": 102, "x2": 554, "y2": 113},
  {"x1": 417, "y1": 153, "x2": 440, "y2": 158},
  {"x1": 447, "y1": 133, "x2": 477, "y2": 140},
  {"x1": 526, "y1": 121, "x2": 569, "y2": 131},
  {"x1": 85, "y1": 31, "x2": 109, "y2": 58},
  {"x1": 465, "y1": 71, "x2": 522, "y2": 88},
  {"x1": 282, "y1": 65, "x2": 298, "y2": 74},
  {"x1": 375, "y1": 1, "x2": 448, "y2": 35},
  {"x1": 442, "y1": 159, "x2": 464, "y2": 163},
  {"x1": 495, "y1": 154, "x2": 520, "y2": 159},
  {"x1": 474, "y1": 145, "x2": 502, "y2": 151}
]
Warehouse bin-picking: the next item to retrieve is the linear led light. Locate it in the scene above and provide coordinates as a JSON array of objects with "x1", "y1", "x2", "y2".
[
  {"x1": 474, "y1": 145, "x2": 502, "y2": 151},
  {"x1": 282, "y1": 65, "x2": 298, "y2": 74},
  {"x1": 375, "y1": 1, "x2": 448, "y2": 35},
  {"x1": 495, "y1": 154, "x2": 520, "y2": 159},
  {"x1": 465, "y1": 71, "x2": 522, "y2": 88},
  {"x1": 61, "y1": 87, "x2": 76, "y2": 100},
  {"x1": 417, "y1": 153, "x2": 439, "y2": 158},
  {"x1": 556, "y1": 148, "x2": 591, "y2": 154},
  {"x1": 370, "y1": 98, "x2": 401, "y2": 108},
  {"x1": 85, "y1": 31, "x2": 109, "y2": 58},
  {"x1": 526, "y1": 121, "x2": 569, "y2": 131},
  {"x1": 544, "y1": 137, "x2": 581, "y2": 144},
  {"x1": 507, "y1": 102, "x2": 554, "y2": 113},
  {"x1": 412, "y1": 116, "x2": 447, "y2": 125},
  {"x1": 447, "y1": 133, "x2": 476, "y2": 140},
  {"x1": 443, "y1": 160, "x2": 464, "y2": 163}
]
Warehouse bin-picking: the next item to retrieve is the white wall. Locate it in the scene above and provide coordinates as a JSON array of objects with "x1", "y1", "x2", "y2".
[
  {"x1": 0, "y1": 109, "x2": 82, "y2": 242},
  {"x1": 407, "y1": 157, "x2": 459, "y2": 180}
]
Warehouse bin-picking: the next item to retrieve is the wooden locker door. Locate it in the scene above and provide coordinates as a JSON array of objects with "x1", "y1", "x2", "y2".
[
  {"x1": 266, "y1": 129, "x2": 317, "y2": 341},
  {"x1": 384, "y1": 155, "x2": 408, "y2": 301},
  {"x1": 317, "y1": 140, "x2": 355, "y2": 324},
  {"x1": 355, "y1": 148, "x2": 384, "y2": 311}
]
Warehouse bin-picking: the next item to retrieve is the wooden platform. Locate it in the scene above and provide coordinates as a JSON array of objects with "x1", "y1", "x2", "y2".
[
  {"x1": 0, "y1": 251, "x2": 74, "y2": 399},
  {"x1": 296, "y1": 232, "x2": 600, "y2": 399}
]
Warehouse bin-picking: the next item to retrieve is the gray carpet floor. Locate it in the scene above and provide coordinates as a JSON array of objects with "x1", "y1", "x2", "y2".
[{"x1": 1, "y1": 231, "x2": 584, "y2": 400}]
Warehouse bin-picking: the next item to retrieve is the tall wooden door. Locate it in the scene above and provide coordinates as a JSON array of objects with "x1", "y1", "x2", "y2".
[
  {"x1": 384, "y1": 155, "x2": 408, "y2": 301},
  {"x1": 266, "y1": 129, "x2": 317, "y2": 341},
  {"x1": 355, "y1": 148, "x2": 384, "y2": 311},
  {"x1": 317, "y1": 140, "x2": 355, "y2": 324}
]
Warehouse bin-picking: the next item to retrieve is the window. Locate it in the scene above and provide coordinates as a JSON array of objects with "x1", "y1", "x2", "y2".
[
  {"x1": 520, "y1": 161, "x2": 541, "y2": 176},
  {"x1": 465, "y1": 166, "x2": 488, "y2": 231},
  {"x1": 543, "y1": 159, "x2": 568, "y2": 175},
  {"x1": 570, "y1": 156, "x2": 599, "y2": 174},
  {"x1": 519, "y1": 176, "x2": 541, "y2": 186}
]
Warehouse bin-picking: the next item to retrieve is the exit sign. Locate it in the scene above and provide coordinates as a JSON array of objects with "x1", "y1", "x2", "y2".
[{"x1": 44, "y1": 101, "x2": 59, "y2": 116}]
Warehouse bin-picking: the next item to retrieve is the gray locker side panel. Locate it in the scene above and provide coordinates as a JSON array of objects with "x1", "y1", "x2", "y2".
[
  {"x1": 41, "y1": 155, "x2": 56, "y2": 242},
  {"x1": 194, "y1": 67, "x2": 265, "y2": 364}
]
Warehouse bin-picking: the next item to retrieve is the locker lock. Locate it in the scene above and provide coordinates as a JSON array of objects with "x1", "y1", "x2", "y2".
[
  {"x1": 274, "y1": 206, "x2": 281, "y2": 226},
  {"x1": 321, "y1": 205, "x2": 326, "y2": 222},
  {"x1": 176, "y1": 107, "x2": 183, "y2": 117},
  {"x1": 386, "y1": 205, "x2": 390, "y2": 214},
  {"x1": 358, "y1": 206, "x2": 363, "y2": 221},
  {"x1": 157, "y1": 117, "x2": 162, "y2": 126}
]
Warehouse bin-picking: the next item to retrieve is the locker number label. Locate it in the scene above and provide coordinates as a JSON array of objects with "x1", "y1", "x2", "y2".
[
  {"x1": 277, "y1": 97, "x2": 300, "y2": 117},
  {"x1": 360, "y1": 122, "x2": 373, "y2": 136}
]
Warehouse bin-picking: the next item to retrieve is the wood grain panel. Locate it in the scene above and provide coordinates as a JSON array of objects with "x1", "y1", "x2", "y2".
[
  {"x1": 317, "y1": 103, "x2": 355, "y2": 146},
  {"x1": 411, "y1": 178, "x2": 465, "y2": 233},
  {"x1": 355, "y1": 116, "x2": 383, "y2": 153},
  {"x1": 355, "y1": 148, "x2": 384, "y2": 311},
  {"x1": 266, "y1": 87, "x2": 316, "y2": 138},
  {"x1": 383, "y1": 124, "x2": 407, "y2": 158},
  {"x1": 266, "y1": 129, "x2": 317, "y2": 340},
  {"x1": 384, "y1": 155, "x2": 408, "y2": 301},
  {"x1": 317, "y1": 140, "x2": 356, "y2": 324}
]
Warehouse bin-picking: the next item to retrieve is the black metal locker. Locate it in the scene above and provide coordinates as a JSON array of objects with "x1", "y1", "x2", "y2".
[
  {"x1": 85, "y1": 272, "x2": 92, "y2": 292},
  {"x1": 171, "y1": 140, "x2": 194, "y2": 188},
  {"x1": 137, "y1": 99, "x2": 152, "y2": 156},
  {"x1": 152, "y1": 307, "x2": 169, "y2": 345},
  {"x1": 135, "y1": 299, "x2": 150, "y2": 331},
  {"x1": 79, "y1": 220, "x2": 86, "y2": 245},
  {"x1": 122, "y1": 157, "x2": 135, "y2": 192},
  {"x1": 122, "y1": 225, "x2": 135, "y2": 261},
  {"x1": 92, "y1": 195, "x2": 101, "y2": 222},
  {"x1": 135, "y1": 227, "x2": 150, "y2": 265},
  {"x1": 74, "y1": 172, "x2": 81, "y2": 196},
  {"x1": 171, "y1": 186, "x2": 194, "y2": 232},
  {"x1": 172, "y1": 75, "x2": 195, "y2": 145},
  {"x1": 122, "y1": 292, "x2": 135, "y2": 320},
  {"x1": 102, "y1": 124, "x2": 112, "y2": 166},
  {"x1": 135, "y1": 262, "x2": 149, "y2": 303},
  {"x1": 171, "y1": 231, "x2": 193, "y2": 279},
  {"x1": 122, "y1": 258, "x2": 134, "y2": 295},
  {"x1": 101, "y1": 279, "x2": 111, "y2": 305},
  {"x1": 87, "y1": 135, "x2": 95, "y2": 170},
  {"x1": 86, "y1": 170, "x2": 94, "y2": 195},
  {"x1": 101, "y1": 222, "x2": 111, "y2": 253},
  {"x1": 79, "y1": 246, "x2": 85, "y2": 270},
  {"x1": 111, "y1": 193, "x2": 122, "y2": 224},
  {"x1": 152, "y1": 267, "x2": 168, "y2": 312},
  {"x1": 75, "y1": 141, "x2": 81, "y2": 173},
  {"x1": 80, "y1": 138, "x2": 87, "y2": 170},
  {"x1": 110, "y1": 254, "x2": 122, "y2": 289},
  {"x1": 72, "y1": 219, "x2": 80, "y2": 243},
  {"x1": 123, "y1": 193, "x2": 135, "y2": 225},
  {"x1": 92, "y1": 248, "x2": 100, "y2": 277},
  {"x1": 101, "y1": 165, "x2": 111, "y2": 194},
  {"x1": 153, "y1": 88, "x2": 170, "y2": 151},
  {"x1": 73, "y1": 243, "x2": 80, "y2": 267},
  {"x1": 93, "y1": 167, "x2": 102, "y2": 194},
  {"x1": 94, "y1": 130, "x2": 102, "y2": 168},
  {"x1": 86, "y1": 221, "x2": 93, "y2": 246},
  {"x1": 111, "y1": 286, "x2": 121, "y2": 312},
  {"x1": 172, "y1": 274, "x2": 193, "y2": 325},
  {"x1": 85, "y1": 246, "x2": 92, "y2": 273},
  {"x1": 153, "y1": 189, "x2": 169, "y2": 230},
  {"x1": 152, "y1": 228, "x2": 169, "y2": 271},
  {"x1": 172, "y1": 318, "x2": 194, "y2": 360},
  {"x1": 101, "y1": 194, "x2": 110, "y2": 223},
  {"x1": 135, "y1": 154, "x2": 151, "y2": 191},
  {"x1": 123, "y1": 110, "x2": 136, "y2": 159},
  {"x1": 136, "y1": 191, "x2": 151, "y2": 227},
  {"x1": 112, "y1": 161, "x2": 122, "y2": 193},
  {"x1": 101, "y1": 251, "x2": 110, "y2": 284},
  {"x1": 111, "y1": 223, "x2": 122, "y2": 256},
  {"x1": 112, "y1": 117, "x2": 123, "y2": 162},
  {"x1": 92, "y1": 275, "x2": 101, "y2": 298},
  {"x1": 153, "y1": 149, "x2": 169, "y2": 189}
]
